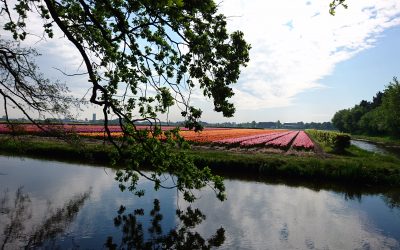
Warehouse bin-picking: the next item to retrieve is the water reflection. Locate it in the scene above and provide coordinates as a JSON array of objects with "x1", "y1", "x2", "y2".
[
  {"x1": 0, "y1": 156, "x2": 223, "y2": 249},
  {"x1": 0, "y1": 186, "x2": 91, "y2": 249},
  {"x1": 1, "y1": 155, "x2": 400, "y2": 249},
  {"x1": 218, "y1": 171, "x2": 400, "y2": 209},
  {"x1": 0, "y1": 185, "x2": 222, "y2": 250},
  {"x1": 105, "y1": 199, "x2": 225, "y2": 249},
  {"x1": 351, "y1": 139, "x2": 400, "y2": 158},
  {"x1": 181, "y1": 180, "x2": 400, "y2": 249},
  {"x1": 381, "y1": 190, "x2": 400, "y2": 209}
]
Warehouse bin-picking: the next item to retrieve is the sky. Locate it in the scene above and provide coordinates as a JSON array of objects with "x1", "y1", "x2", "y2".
[{"x1": 1, "y1": 0, "x2": 400, "y2": 123}]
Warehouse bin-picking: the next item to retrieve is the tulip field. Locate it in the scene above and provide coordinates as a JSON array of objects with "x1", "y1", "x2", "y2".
[
  {"x1": 0, "y1": 123, "x2": 314, "y2": 151},
  {"x1": 214, "y1": 130, "x2": 314, "y2": 150},
  {"x1": 291, "y1": 131, "x2": 315, "y2": 150}
]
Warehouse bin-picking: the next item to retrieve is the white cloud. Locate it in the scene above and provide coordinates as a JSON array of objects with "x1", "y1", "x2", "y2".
[
  {"x1": 2, "y1": 0, "x2": 400, "y2": 121},
  {"x1": 218, "y1": 0, "x2": 400, "y2": 110},
  {"x1": 0, "y1": 3, "x2": 89, "y2": 96},
  {"x1": 178, "y1": 181, "x2": 400, "y2": 249}
]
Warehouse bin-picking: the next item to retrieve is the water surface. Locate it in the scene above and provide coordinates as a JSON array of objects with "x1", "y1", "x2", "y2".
[
  {"x1": 0, "y1": 155, "x2": 399, "y2": 249},
  {"x1": 352, "y1": 139, "x2": 400, "y2": 158}
]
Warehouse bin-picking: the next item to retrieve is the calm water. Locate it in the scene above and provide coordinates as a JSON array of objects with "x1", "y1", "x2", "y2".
[
  {"x1": 1, "y1": 155, "x2": 400, "y2": 249},
  {"x1": 351, "y1": 139, "x2": 400, "y2": 158}
]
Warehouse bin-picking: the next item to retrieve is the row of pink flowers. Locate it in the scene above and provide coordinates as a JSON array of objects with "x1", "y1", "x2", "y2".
[
  {"x1": 266, "y1": 131, "x2": 299, "y2": 148},
  {"x1": 291, "y1": 131, "x2": 314, "y2": 150},
  {"x1": 214, "y1": 132, "x2": 274, "y2": 145},
  {"x1": 0, "y1": 124, "x2": 122, "y2": 133},
  {"x1": 0, "y1": 123, "x2": 231, "y2": 134},
  {"x1": 215, "y1": 130, "x2": 314, "y2": 151},
  {"x1": 240, "y1": 132, "x2": 291, "y2": 147}
]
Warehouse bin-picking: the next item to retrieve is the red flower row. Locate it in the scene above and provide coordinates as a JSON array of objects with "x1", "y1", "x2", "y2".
[
  {"x1": 291, "y1": 131, "x2": 314, "y2": 150},
  {"x1": 0, "y1": 123, "x2": 230, "y2": 134}
]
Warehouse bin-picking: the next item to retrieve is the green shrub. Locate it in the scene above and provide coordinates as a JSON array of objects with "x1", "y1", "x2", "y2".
[
  {"x1": 333, "y1": 134, "x2": 351, "y2": 153},
  {"x1": 306, "y1": 129, "x2": 351, "y2": 153}
]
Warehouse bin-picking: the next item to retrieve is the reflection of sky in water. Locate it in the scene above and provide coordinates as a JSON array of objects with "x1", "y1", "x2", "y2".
[
  {"x1": 351, "y1": 140, "x2": 389, "y2": 155},
  {"x1": 182, "y1": 182, "x2": 400, "y2": 250},
  {"x1": 0, "y1": 156, "x2": 177, "y2": 249},
  {"x1": 351, "y1": 140, "x2": 400, "y2": 158},
  {"x1": 1, "y1": 155, "x2": 400, "y2": 249}
]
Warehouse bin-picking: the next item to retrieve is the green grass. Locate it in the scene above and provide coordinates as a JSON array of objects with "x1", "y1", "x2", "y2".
[
  {"x1": 188, "y1": 147, "x2": 400, "y2": 186},
  {"x1": 1, "y1": 135, "x2": 400, "y2": 187},
  {"x1": 0, "y1": 136, "x2": 116, "y2": 165}
]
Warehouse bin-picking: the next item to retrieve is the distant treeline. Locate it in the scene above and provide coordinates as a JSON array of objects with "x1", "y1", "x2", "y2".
[
  {"x1": 0, "y1": 118, "x2": 335, "y2": 131},
  {"x1": 332, "y1": 77, "x2": 400, "y2": 138},
  {"x1": 200, "y1": 121, "x2": 335, "y2": 130}
]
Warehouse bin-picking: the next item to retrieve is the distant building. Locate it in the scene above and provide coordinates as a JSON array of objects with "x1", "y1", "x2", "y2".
[{"x1": 92, "y1": 113, "x2": 96, "y2": 122}]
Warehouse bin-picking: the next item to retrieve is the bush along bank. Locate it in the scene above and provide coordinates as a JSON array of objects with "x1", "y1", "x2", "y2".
[
  {"x1": 305, "y1": 129, "x2": 351, "y2": 153},
  {"x1": 1, "y1": 135, "x2": 400, "y2": 187}
]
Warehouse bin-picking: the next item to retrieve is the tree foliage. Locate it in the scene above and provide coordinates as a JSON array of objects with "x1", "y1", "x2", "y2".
[
  {"x1": 332, "y1": 77, "x2": 400, "y2": 138},
  {"x1": 381, "y1": 78, "x2": 400, "y2": 137},
  {"x1": 329, "y1": 0, "x2": 348, "y2": 15},
  {"x1": 1, "y1": 0, "x2": 251, "y2": 201}
]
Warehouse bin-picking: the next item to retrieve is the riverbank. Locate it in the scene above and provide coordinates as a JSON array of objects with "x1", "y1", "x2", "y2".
[
  {"x1": 1, "y1": 135, "x2": 400, "y2": 187},
  {"x1": 352, "y1": 134, "x2": 400, "y2": 147}
]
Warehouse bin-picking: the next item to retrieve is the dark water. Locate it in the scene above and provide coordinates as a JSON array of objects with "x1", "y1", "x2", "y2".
[
  {"x1": 351, "y1": 139, "x2": 400, "y2": 158},
  {"x1": 1, "y1": 155, "x2": 400, "y2": 249}
]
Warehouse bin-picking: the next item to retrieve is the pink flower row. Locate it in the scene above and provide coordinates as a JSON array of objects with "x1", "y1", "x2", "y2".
[
  {"x1": 0, "y1": 124, "x2": 122, "y2": 133},
  {"x1": 265, "y1": 131, "x2": 299, "y2": 148},
  {"x1": 215, "y1": 130, "x2": 314, "y2": 150},
  {"x1": 215, "y1": 132, "x2": 275, "y2": 144},
  {"x1": 240, "y1": 132, "x2": 292, "y2": 146},
  {"x1": 291, "y1": 131, "x2": 314, "y2": 150},
  {"x1": 0, "y1": 123, "x2": 231, "y2": 134}
]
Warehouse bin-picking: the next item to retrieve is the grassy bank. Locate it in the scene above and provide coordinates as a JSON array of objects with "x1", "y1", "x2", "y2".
[
  {"x1": 1, "y1": 135, "x2": 400, "y2": 187},
  {"x1": 190, "y1": 146, "x2": 400, "y2": 186},
  {"x1": 0, "y1": 136, "x2": 115, "y2": 166}
]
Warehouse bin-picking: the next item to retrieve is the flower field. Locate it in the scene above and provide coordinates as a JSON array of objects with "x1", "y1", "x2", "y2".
[
  {"x1": 265, "y1": 131, "x2": 299, "y2": 148},
  {"x1": 239, "y1": 132, "x2": 291, "y2": 147},
  {"x1": 0, "y1": 123, "x2": 228, "y2": 134},
  {"x1": 292, "y1": 131, "x2": 314, "y2": 150},
  {"x1": 180, "y1": 129, "x2": 277, "y2": 143},
  {"x1": 0, "y1": 124, "x2": 124, "y2": 133},
  {"x1": 0, "y1": 123, "x2": 314, "y2": 151},
  {"x1": 212, "y1": 130, "x2": 314, "y2": 150}
]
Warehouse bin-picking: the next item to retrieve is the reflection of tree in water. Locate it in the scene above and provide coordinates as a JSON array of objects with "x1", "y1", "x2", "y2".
[
  {"x1": 105, "y1": 199, "x2": 225, "y2": 250},
  {"x1": 0, "y1": 187, "x2": 32, "y2": 250},
  {"x1": 0, "y1": 187, "x2": 91, "y2": 249},
  {"x1": 229, "y1": 174, "x2": 400, "y2": 210},
  {"x1": 381, "y1": 190, "x2": 400, "y2": 209}
]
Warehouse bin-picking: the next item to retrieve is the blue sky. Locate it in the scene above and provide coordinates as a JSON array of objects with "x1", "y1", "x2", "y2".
[
  {"x1": 193, "y1": 0, "x2": 400, "y2": 123},
  {"x1": 1, "y1": 0, "x2": 400, "y2": 123},
  {"x1": 249, "y1": 25, "x2": 400, "y2": 123}
]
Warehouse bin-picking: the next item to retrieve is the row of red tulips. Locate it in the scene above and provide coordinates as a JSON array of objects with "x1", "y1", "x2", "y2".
[{"x1": 291, "y1": 131, "x2": 314, "y2": 150}]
